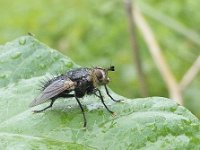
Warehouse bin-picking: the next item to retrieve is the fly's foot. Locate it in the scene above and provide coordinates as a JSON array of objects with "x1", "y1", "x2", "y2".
[
  {"x1": 114, "y1": 99, "x2": 125, "y2": 103},
  {"x1": 113, "y1": 99, "x2": 121, "y2": 102},
  {"x1": 33, "y1": 110, "x2": 43, "y2": 113},
  {"x1": 111, "y1": 111, "x2": 117, "y2": 117}
]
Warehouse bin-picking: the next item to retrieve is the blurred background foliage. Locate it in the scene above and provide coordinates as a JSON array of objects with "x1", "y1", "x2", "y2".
[{"x1": 0, "y1": 0, "x2": 200, "y2": 118}]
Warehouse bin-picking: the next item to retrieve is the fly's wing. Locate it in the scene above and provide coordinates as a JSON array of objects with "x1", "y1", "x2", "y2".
[{"x1": 29, "y1": 78, "x2": 76, "y2": 107}]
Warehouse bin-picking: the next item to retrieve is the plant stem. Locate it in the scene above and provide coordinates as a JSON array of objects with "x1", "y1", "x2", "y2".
[
  {"x1": 124, "y1": 0, "x2": 148, "y2": 97},
  {"x1": 133, "y1": 5, "x2": 183, "y2": 105}
]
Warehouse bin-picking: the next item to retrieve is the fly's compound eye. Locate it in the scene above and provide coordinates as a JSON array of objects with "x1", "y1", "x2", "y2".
[{"x1": 95, "y1": 70, "x2": 103, "y2": 81}]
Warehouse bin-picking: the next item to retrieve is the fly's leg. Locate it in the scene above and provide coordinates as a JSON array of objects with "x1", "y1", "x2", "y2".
[
  {"x1": 33, "y1": 99, "x2": 56, "y2": 113},
  {"x1": 33, "y1": 94, "x2": 75, "y2": 113},
  {"x1": 60, "y1": 93, "x2": 75, "y2": 98},
  {"x1": 96, "y1": 89, "x2": 115, "y2": 115},
  {"x1": 104, "y1": 85, "x2": 121, "y2": 102},
  {"x1": 75, "y1": 97, "x2": 87, "y2": 127}
]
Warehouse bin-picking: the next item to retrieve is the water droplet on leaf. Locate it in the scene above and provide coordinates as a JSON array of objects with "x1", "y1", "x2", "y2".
[
  {"x1": 67, "y1": 105, "x2": 72, "y2": 109},
  {"x1": 36, "y1": 55, "x2": 41, "y2": 59},
  {"x1": 66, "y1": 62, "x2": 73, "y2": 68},
  {"x1": 11, "y1": 52, "x2": 22, "y2": 59},
  {"x1": 53, "y1": 53, "x2": 59, "y2": 59},
  {"x1": 19, "y1": 38, "x2": 26, "y2": 45},
  {"x1": 39, "y1": 64, "x2": 46, "y2": 69},
  {"x1": 0, "y1": 74, "x2": 6, "y2": 78}
]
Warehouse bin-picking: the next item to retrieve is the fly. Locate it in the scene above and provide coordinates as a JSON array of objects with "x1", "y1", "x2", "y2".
[{"x1": 29, "y1": 66, "x2": 120, "y2": 127}]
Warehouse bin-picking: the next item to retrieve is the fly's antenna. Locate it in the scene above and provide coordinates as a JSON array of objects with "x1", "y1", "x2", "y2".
[{"x1": 107, "y1": 65, "x2": 115, "y2": 72}]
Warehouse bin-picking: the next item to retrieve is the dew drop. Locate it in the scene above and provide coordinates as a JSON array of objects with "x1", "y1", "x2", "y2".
[
  {"x1": 147, "y1": 136, "x2": 156, "y2": 142},
  {"x1": 36, "y1": 55, "x2": 41, "y2": 59},
  {"x1": 142, "y1": 103, "x2": 147, "y2": 108},
  {"x1": 11, "y1": 52, "x2": 22, "y2": 59},
  {"x1": 67, "y1": 105, "x2": 72, "y2": 109},
  {"x1": 16, "y1": 129, "x2": 22, "y2": 134},
  {"x1": 0, "y1": 74, "x2": 6, "y2": 78},
  {"x1": 39, "y1": 64, "x2": 46, "y2": 69},
  {"x1": 65, "y1": 62, "x2": 73, "y2": 68},
  {"x1": 53, "y1": 53, "x2": 59, "y2": 59},
  {"x1": 170, "y1": 105, "x2": 177, "y2": 112},
  {"x1": 19, "y1": 38, "x2": 26, "y2": 45}
]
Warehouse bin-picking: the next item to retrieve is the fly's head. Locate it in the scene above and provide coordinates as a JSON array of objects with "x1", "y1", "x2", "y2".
[{"x1": 92, "y1": 66, "x2": 115, "y2": 87}]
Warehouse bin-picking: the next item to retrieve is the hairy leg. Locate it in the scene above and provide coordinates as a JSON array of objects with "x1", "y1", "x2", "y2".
[
  {"x1": 33, "y1": 99, "x2": 56, "y2": 113},
  {"x1": 75, "y1": 97, "x2": 87, "y2": 127},
  {"x1": 96, "y1": 89, "x2": 114, "y2": 114}
]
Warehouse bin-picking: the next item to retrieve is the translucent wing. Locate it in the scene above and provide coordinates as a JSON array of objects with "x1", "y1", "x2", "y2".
[{"x1": 29, "y1": 78, "x2": 76, "y2": 107}]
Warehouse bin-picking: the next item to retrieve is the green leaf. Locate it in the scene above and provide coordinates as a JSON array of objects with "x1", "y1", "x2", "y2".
[{"x1": 0, "y1": 36, "x2": 200, "y2": 150}]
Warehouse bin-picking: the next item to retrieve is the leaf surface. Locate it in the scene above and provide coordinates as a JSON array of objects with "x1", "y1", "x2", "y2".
[{"x1": 0, "y1": 36, "x2": 199, "y2": 150}]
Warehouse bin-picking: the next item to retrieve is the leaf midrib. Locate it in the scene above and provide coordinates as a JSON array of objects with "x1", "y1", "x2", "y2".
[{"x1": 0, "y1": 131, "x2": 84, "y2": 146}]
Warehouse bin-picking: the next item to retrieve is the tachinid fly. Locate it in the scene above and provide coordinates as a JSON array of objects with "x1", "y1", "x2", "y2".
[{"x1": 29, "y1": 66, "x2": 120, "y2": 127}]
